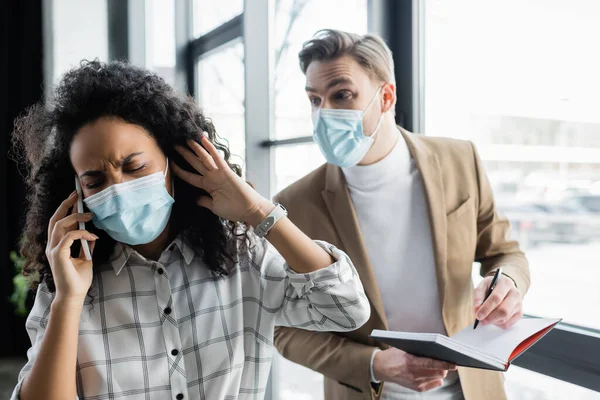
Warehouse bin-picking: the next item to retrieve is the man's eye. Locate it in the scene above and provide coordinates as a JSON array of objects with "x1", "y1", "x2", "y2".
[
  {"x1": 335, "y1": 91, "x2": 352, "y2": 100},
  {"x1": 310, "y1": 97, "x2": 321, "y2": 106}
]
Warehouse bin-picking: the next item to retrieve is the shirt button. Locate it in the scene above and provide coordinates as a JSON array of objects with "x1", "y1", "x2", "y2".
[
  {"x1": 164, "y1": 307, "x2": 172, "y2": 315},
  {"x1": 171, "y1": 349, "x2": 179, "y2": 356},
  {"x1": 176, "y1": 394, "x2": 184, "y2": 400},
  {"x1": 157, "y1": 268, "x2": 164, "y2": 275}
]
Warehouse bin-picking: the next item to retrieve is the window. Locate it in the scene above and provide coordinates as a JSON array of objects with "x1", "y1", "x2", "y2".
[
  {"x1": 195, "y1": 39, "x2": 246, "y2": 171},
  {"x1": 278, "y1": 356, "x2": 324, "y2": 400},
  {"x1": 273, "y1": 143, "x2": 324, "y2": 194},
  {"x1": 272, "y1": 0, "x2": 369, "y2": 195},
  {"x1": 52, "y1": 0, "x2": 108, "y2": 84},
  {"x1": 145, "y1": 0, "x2": 176, "y2": 86},
  {"x1": 193, "y1": 0, "x2": 243, "y2": 37},
  {"x1": 424, "y1": 0, "x2": 600, "y2": 330}
]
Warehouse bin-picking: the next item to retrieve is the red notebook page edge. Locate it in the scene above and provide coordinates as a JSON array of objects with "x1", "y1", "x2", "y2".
[{"x1": 507, "y1": 322, "x2": 560, "y2": 365}]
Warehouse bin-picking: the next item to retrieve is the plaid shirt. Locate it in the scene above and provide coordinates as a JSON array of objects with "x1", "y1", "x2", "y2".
[{"x1": 12, "y1": 236, "x2": 369, "y2": 400}]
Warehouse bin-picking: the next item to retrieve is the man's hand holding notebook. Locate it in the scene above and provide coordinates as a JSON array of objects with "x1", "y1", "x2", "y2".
[
  {"x1": 371, "y1": 317, "x2": 561, "y2": 371},
  {"x1": 372, "y1": 268, "x2": 560, "y2": 372}
]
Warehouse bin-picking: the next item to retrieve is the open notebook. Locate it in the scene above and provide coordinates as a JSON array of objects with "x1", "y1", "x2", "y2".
[{"x1": 370, "y1": 317, "x2": 561, "y2": 371}]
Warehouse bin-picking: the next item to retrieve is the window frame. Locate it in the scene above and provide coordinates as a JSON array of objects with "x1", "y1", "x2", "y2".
[{"x1": 186, "y1": 14, "x2": 244, "y2": 99}]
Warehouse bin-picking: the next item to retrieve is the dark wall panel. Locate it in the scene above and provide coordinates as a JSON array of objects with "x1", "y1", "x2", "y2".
[{"x1": 2, "y1": 0, "x2": 44, "y2": 357}]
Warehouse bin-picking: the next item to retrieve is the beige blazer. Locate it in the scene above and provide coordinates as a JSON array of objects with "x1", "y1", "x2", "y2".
[{"x1": 273, "y1": 129, "x2": 530, "y2": 400}]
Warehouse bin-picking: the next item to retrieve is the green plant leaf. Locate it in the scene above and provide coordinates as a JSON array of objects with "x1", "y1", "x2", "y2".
[{"x1": 9, "y1": 248, "x2": 29, "y2": 316}]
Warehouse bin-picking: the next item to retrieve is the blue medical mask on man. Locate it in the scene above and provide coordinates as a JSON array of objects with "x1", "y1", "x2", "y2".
[
  {"x1": 312, "y1": 86, "x2": 384, "y2": 168},
  {"x1": 83, "y1": 159, "x2": 174, "y2": 245}
]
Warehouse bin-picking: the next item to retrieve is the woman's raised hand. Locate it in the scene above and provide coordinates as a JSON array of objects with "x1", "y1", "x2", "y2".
[{"x1": 173, "y1": 135, "x2": 273, "y2": 225}]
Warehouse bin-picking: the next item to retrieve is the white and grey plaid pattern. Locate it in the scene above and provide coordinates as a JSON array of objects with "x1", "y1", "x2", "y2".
[{"x1": 12, "y1": 236, "x2": 369, "y2": 400}]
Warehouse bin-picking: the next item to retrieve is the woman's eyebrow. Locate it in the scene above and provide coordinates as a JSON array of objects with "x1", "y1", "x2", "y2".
[
  {"x1": 79, "y1": 152, "x2": 144, "y2": 178},
  {"x1": 121, "y1": 152, "x2": 144, "y2": 165},
  {"x1": 80, "y1": 169, "x2": 103, "y2": 179}
]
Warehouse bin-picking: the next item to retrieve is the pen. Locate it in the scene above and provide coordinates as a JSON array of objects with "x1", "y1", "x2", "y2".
[{"x1": 473, "y1": 267, "x2": 502, "y2": 330}]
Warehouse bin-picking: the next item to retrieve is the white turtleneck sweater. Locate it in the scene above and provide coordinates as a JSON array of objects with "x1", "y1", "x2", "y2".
[{"x1": 342, "y1": 134, "x2": 462, "y2": 399}]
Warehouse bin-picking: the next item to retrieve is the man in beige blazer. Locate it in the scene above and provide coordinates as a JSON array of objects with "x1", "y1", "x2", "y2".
[{"x1": 273, "y1": 30, "x2": 530, "y2": 400}]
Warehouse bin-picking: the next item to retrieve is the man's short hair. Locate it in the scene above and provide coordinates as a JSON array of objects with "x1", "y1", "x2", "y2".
[{"x1": 298, "y1": 29, "x2": 395, "y2": 84}]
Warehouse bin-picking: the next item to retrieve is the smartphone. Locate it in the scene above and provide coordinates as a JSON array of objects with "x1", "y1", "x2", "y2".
[{"x1": 75, "y1": 176, "x2": 92, "y2": 260}]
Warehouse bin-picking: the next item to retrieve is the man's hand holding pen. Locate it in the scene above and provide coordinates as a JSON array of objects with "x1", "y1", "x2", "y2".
[{"x1": 473, "y1": 268, "x2": 524, "y2": 330}]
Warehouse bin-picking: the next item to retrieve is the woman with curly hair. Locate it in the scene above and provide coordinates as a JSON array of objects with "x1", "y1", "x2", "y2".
[{"x1": 11, "y1": 60, "x2": 369, "y2": 400}]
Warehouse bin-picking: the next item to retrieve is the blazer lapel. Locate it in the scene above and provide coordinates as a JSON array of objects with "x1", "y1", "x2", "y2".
[
  {"x1": 321, "y1": 164, "x2": 388, "y2": 329},
  {"x1": 401, "y1": 129, "x2": 451, "y2": 331}
]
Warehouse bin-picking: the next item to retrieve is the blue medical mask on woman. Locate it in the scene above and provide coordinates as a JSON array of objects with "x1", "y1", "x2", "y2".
[
  {"x1": 312, "y1": 86, "x2": 384, "y2": 168},
  {"x1": 83, "y1": 160, "x2": 174, "y2": 245}
]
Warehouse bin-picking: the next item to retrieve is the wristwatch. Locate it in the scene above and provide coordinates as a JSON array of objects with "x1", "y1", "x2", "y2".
[{"x1": 254, "y1": 203, "x2": 288, "y2": 238}]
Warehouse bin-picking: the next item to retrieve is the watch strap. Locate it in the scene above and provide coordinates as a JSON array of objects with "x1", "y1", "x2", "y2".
[{"x1": 255, "y1": 203, "x2": 287, "y2": 238}]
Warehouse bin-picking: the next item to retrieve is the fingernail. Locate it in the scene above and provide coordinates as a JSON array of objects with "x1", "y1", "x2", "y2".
[
  {"x1": 71, "y1": 191, "x2": 77, "y2": 196},
  {"x1": 92, "y1": 234, "x2": 99, "y2": 239}
]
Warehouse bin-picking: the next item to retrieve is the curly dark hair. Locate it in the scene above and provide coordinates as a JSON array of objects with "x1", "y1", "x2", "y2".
[{"x1": 12, "y1": 60, "x2": 248, "y2": 292}]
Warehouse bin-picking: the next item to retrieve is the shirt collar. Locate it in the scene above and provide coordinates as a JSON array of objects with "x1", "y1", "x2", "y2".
[
  {"x1": 108, "y1": 235, "x2": 195, "y2": 275},
  {"x1": 171, "y1": 236, "x2": 195, "y2": 265},
  {"x1": 109, "y1": 242, "x2": 134, "y2": 275}
]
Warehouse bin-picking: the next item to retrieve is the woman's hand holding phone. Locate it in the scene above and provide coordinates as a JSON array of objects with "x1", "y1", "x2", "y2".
[{"x1": 45, "y1": 186, "x2": 98, "y2": 304}]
